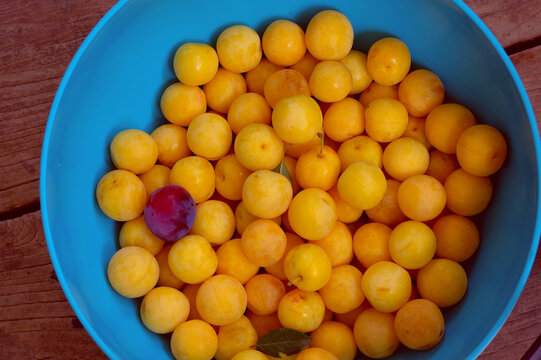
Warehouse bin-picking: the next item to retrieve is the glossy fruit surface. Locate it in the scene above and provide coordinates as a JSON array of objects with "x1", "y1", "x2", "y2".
[{"x1": 144, "y1": 185, "x2": 196, "y2": 241}]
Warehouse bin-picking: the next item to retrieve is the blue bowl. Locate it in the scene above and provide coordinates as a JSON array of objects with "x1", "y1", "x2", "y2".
[{"x1": 40, "y1": 0, "x2": 540, "y2": 359}]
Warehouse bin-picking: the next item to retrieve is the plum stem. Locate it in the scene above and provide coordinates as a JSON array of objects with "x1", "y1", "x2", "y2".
[
  {"x1": 317, "y1": 132, "x2": 324, "y2": 158},
  {"x1": 287, "y1": 276, "x2": 302, "y2": 286}
]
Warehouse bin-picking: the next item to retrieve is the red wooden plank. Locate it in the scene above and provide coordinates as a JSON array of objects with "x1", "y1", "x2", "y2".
[
  {"x1": 464, "y1": 0, "x2": 541, "y2": 50},
  {"x1": 0, "y1": 211, "x2": 106, "y2": 359},
  {"x1": 0, "y1": 0, "x2": 114, "y2": 215}
]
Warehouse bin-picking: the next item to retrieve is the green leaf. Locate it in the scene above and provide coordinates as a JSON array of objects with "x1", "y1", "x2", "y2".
[
  {"x1": 272, "y1": 160, "x2": 293, "y2": 187},
  {"x1": 256, "y1": 328, "x2": 312, "y2": 357}
]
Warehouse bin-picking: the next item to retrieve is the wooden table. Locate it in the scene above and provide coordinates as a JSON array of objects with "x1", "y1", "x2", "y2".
[{"x1": 0, "y1": 0, "x2": 539, "y2": 359}]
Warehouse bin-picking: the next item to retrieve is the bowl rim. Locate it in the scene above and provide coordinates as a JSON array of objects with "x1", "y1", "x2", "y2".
[{"x1": 39, "y1": 0, "x2": 541, "y2": 359}]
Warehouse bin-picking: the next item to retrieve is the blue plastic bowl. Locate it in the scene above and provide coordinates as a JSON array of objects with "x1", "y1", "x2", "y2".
[{"x1": 40, "y1": 0, "x2": 540, "y2": 359}]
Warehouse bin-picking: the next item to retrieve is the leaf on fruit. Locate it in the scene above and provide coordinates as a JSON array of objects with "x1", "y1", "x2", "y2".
[
  {"x1": 256, "y1": 328, "x2": 312, "y2": 357},
  {"x1": 272, "y1": 160, "x2": 293, "y2": 187}
]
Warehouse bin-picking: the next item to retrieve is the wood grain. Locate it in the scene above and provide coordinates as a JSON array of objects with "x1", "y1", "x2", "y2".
[
  {"x1": 464, "y1": 0, "x2": 541, "y2": 50},
  {"x1": 0, "y1": 211, "x2": 106, "y2": 359},
  {"x1": 0, "y1": 0, "x2": 114, "y2": 216},
  {"x1": 477, "y1": 249, "x2": 541, "y2": 359}
]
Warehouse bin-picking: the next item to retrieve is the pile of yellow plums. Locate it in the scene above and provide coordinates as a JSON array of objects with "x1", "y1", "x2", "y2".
[{"x1": 96, "y1": 9, "x2": 508, "y2": 360}]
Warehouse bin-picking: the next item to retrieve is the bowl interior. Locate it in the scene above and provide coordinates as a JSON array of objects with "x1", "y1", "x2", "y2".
[{"x1": 41, "y1": 0, "x2": 540, "y2": 359}]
